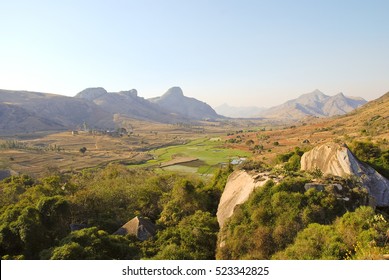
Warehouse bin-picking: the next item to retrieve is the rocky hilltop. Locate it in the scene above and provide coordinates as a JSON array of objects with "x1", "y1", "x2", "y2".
[
  {"x1": 149, "y1": 87, "x2": 222, "y2": 120},
  {"x1": 75, "y1": 87, "x2": 179, "y2": 123},
  {"x1": 301, "y1": 142, "x2": 389, "y2": 206}
]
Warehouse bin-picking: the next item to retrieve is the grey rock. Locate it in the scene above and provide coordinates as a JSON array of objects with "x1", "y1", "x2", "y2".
[
  {"x1": 301, "y1": 142, "x2": 389, "y2": 206},
  {"x1": 75, "y1": 87, "x2": 108, "y2": 100},
  {"x1": 113, "y1": 216, "x2": 156, "y2": 241},
  {"x1": 216, "y1": 170, "x2": 276, "y2": 228}
]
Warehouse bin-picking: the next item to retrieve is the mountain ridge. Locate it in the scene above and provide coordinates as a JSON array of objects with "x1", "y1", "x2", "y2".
[
  {"x1": 0, "y1": 86, "x2": 223, "y2": 135},
  {"x1": 257, "y1": 90, "x2": 367, "y2": 120},
  {"x1": 215, "y1": 90, "x2": 366, "y2": 119}
]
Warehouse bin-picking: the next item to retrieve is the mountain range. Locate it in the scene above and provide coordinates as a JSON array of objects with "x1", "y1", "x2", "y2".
[
  {"x1": 0, "y1": 87, "x2": 221, "y2": 134},
  {"x1": 258, "y1": 90, "x2": 367, "y2": 120},
  {"x1": 216, "y1": 90, "x2": 367, "y2": 119},
  {"x1": 0, "y1": 87, "x2": 370, "y2": 135}
]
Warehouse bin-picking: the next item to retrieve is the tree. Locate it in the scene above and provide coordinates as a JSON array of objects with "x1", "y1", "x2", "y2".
[
  {"x1": 273, "y1": 223, "x2": 347, "y2": 260},
  {"x1": 154, "y1": 211, "x2": 219, "y2": 260},
  {"x1": 42, "y1": 227, "x2": 140, "y2": 260},
  {"x1": 36, "y1": 196, "x2": 71, "y2": 242},
  {"x1": 158, "y1": 179, "x2": 203, "y2": 226},
  {"x1": 246, "y1": 139, "x2": 254, "y2": 146}
]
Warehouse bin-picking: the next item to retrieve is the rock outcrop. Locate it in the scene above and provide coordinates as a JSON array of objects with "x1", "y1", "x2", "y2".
[
  {"x1": 216, "y1": 170, "x2": 272, "y2": 228},
  {"x1": 76, "y1": 87, "x2": 177, "y2": 123},
  {"x1": 301, "y1": 142, "x2": 389, "y2": 206},
  {"x1": 113, "y1": 216, "x2": 156, "y2": 241},
  {"x1": 0, "y1": 169, "x2": 18, "y2": 181},
  {"x1": 75, "y1": 87, "x2": 108, "y2": 100},
  {"x1": 149, "y1": 87, "x2": 222, "y2": 120}
]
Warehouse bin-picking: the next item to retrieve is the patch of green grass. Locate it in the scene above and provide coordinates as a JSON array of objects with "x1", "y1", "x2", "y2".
[{"x1": 130, "y1": 138, "x2": 250, "y2": 174}]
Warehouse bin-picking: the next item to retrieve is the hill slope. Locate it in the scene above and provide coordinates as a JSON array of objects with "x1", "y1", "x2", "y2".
[
  {"x1": 0, "y1": 103, "x2": 65, "y2": 134},
  {"x1": 331, "y1": 91, "x2": 389, "y2": 136},
  {"x1": 0, "y1": 89, "x2": 114, "y2": 134}
]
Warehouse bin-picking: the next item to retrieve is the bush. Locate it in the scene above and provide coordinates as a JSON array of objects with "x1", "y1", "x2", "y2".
[{"x1": 349, "y1": 141, "x2": 389, "y2": 179}]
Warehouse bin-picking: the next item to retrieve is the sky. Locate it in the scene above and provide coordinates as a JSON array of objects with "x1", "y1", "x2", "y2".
[{"x1": 1, "y1": 0, "x2": 388, "y2": 107}]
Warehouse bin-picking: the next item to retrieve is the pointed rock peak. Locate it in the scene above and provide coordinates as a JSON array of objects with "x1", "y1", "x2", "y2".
[
  {"x1": 297, "y1": 89, "x2": 328, "y2": 103},
  {"x1": 310, "y1": 89, "x2": 326, "y2": 96},
  {"x1": 335, "y1": 92, "x2": 345, "y2": 97},
  {"x1": 163, "y1": 87, "x2": 184, "y2": 98}
]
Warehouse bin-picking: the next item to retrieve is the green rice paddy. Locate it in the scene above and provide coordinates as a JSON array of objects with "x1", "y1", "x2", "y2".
[{"x1": 131, "y1": 138, "x2": 251, "y2": 175}]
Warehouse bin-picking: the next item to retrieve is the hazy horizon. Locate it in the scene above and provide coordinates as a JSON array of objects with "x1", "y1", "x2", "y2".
[{"x1": 1, "y1": 0, "x2": 388, "y2": 107}]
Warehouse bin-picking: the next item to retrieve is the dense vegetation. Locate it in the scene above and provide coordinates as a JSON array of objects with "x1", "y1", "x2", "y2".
[
  {"x1": 217, "y1": 173, "x2": 388, "y2": 260},
  {"x1": 0, "y1": 165, "x2": 232, "y2": 260},
  {"x1": 349, "y1": 140, "x2": 389, "y2": 179},
  {"x1": 1, "y1": 143, "x2": 388, "y2": 260}
]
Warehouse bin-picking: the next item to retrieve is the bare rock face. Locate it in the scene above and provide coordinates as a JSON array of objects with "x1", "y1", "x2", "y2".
[
  {"x1": 216, "y1": 170, "x2": 271, "y2": 228},
  {"x1": 301, "y1": 142, "x2": 389, "y2": 206}
]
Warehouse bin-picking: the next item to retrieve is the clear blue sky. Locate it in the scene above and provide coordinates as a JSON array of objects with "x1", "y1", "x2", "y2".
[{"x1": 1, "y1": 0, "x2": 388, "y2": 107}]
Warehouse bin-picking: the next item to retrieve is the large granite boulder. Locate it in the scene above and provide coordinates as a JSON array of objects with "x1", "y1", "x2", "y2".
[
  {"x1": 216, "y1": 170, "x2": 272, "y2": 228},
  {"x1": 301, "y1": 142, "x2": 389, "y2": 206}
]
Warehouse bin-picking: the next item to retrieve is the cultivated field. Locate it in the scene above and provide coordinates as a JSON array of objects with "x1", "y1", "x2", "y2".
[
  {"x1": 2, "y1": 101, "x2": 386, "y2": 178},
  {"x1": 0, "y1": 119, "x2": 266, "y2": 177},
  {"x1": 131, "y1": 138, "x2": 251, "y2": 175}
]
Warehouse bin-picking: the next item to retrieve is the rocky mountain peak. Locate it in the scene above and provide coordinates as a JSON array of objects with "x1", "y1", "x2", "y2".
[
  {"x1": 162, "y1": 87, "x2": 184, "y2": 98},
  {"x1": 312, "y1": 89, "x2": 325, "y2": 95},
  {"x1": 75, "y1": 87, "x2": 108, "y2": 100},
  {"x1": 331, "y1": 92, "x2": 347, "y2": 100},
  {"x1": 298, "y1": 89, "x2": 328, "y2": 103},
  {"x1": 149, "y1": 86, "x2": 221, "y2": 120}
]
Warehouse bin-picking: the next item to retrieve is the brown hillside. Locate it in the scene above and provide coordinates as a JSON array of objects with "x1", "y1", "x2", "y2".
[{"x1": 224, "y1": 91, "x2": 389, "y2": 164}]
